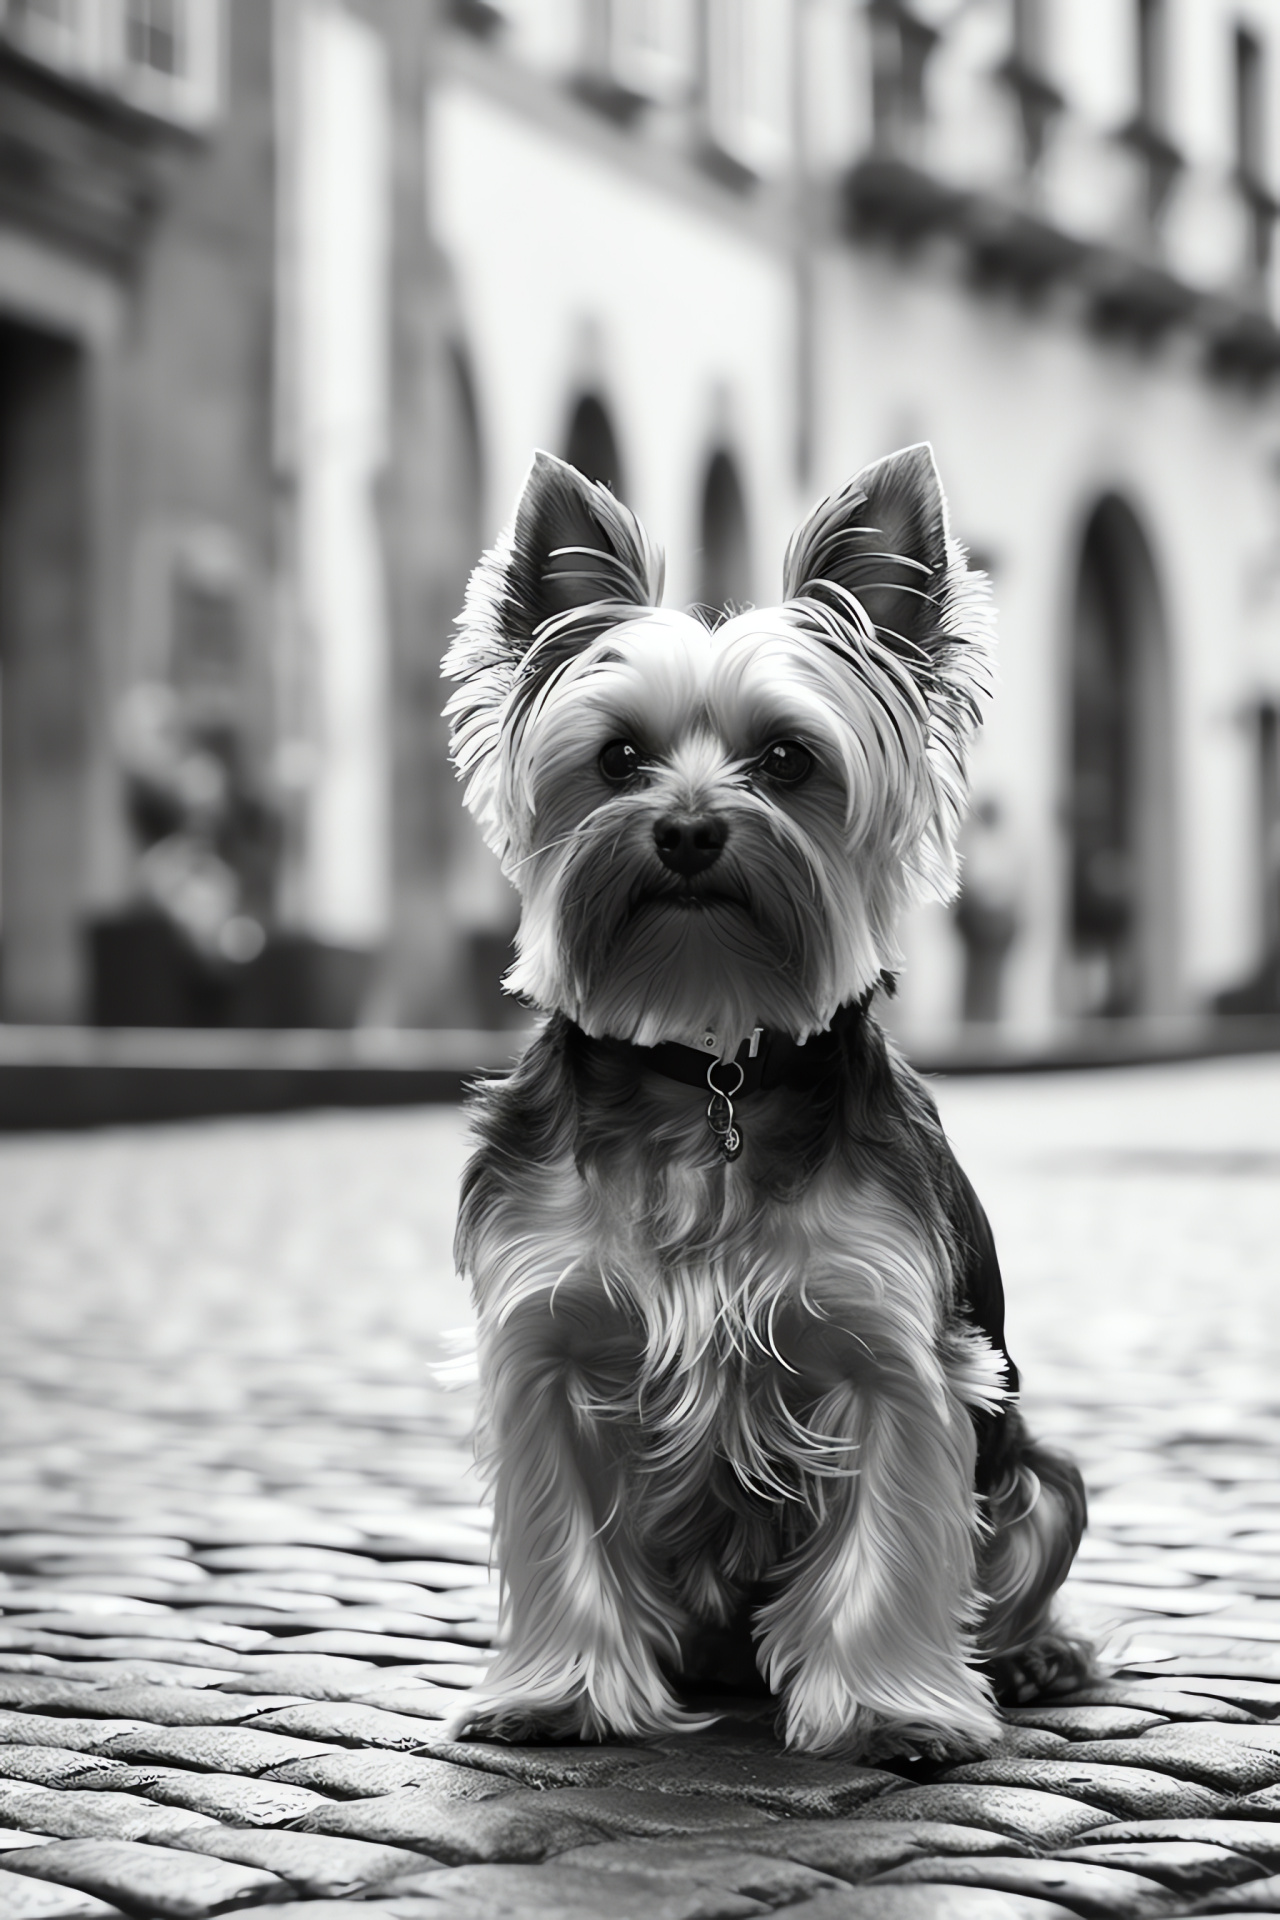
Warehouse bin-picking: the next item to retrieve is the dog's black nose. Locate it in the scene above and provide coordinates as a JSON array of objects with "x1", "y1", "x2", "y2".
[{"x1": 654, "y1": 813, "x2": 728, "y2": 876}]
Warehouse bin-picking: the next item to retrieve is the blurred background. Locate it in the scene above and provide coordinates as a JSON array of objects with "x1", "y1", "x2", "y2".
[{"x1": 1, "y1": 0, "x2": 1279, "y2": 1075}]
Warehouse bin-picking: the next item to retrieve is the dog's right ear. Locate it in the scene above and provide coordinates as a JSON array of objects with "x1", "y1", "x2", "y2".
[
  {"x1": 443, "y1": 453, "x2": 664, "y2": 844},
  {"x1": 507, "y1": 451, "x2": 664, "y2": 640}
]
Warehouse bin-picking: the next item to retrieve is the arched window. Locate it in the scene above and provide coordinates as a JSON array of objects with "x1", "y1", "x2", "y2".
[
  {"x1": 699, "y1": 449, "x2": 751, "y2": 615},
  {"x1": 1066, "y1": 495, "x2": 1174, "y2": 1018},
  {"x1": 563, "y1": 393, "x2": 625, "y2": 496}
]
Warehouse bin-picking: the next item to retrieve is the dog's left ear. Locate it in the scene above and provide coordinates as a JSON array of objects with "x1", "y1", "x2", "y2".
[
  {"x1": 785, "y1": 444, "x2": 993, "y2": 890},
  {"x1": 784, "y1": 442, "x2": 991, "y2": 724},
  {"x1": 784, "y1": 443, "x2": 957, "y2": 656}
]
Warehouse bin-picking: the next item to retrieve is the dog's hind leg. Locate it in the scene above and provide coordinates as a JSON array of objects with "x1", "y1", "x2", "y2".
[
  {"x1": 978, "y1": 1411, "x2": 1093, "y2": 1704},
  {"x1": 450, "y1": 1286, "x2": 697, "y2": 1745}
]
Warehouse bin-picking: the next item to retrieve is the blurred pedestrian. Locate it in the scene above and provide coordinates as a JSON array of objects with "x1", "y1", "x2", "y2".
[{"x1": 955, "y1": 796, "x2": 1023, "y2": 1024}]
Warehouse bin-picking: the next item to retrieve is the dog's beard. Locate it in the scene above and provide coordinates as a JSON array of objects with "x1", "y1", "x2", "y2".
[
  {"x1": 571, "y1": 888, "x2": 802, "y2": 1049},
  {"x1": 507, "y1": 799, "x2": 887, "y2": 1049}
]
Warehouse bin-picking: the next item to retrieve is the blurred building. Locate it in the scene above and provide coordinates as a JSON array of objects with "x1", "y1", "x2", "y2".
[
  {"x1": 1, "y1": 0, "x2": 1279, "y2": 1042},
  {"x1": 0, "y1": 0, "x2": 442, "y2": 1028}
]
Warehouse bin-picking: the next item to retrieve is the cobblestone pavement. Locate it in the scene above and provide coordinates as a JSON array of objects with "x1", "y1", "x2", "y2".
[{"x1": 2, "y1": 1056, "x2": 1280, "y2": 1919}]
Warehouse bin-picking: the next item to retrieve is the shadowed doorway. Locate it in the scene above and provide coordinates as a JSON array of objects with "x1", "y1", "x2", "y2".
[
  {"x1": 1066, "y1": 494, "x2": 1175, "y2": 1018},
  {"x1": 564, "y1": 392, "x2": 624, "y2": 497},
  {"x1": 699, "y1": 448, "x2": 751, "y2": 616},
  {"x1": 0, "y1": 319, "x2": 90, "y2": 1022}
]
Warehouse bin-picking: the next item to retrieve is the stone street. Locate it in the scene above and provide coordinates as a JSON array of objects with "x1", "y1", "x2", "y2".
[{"x1": 2, "y1": 1055, "x2": 1280, "y2": 1919}]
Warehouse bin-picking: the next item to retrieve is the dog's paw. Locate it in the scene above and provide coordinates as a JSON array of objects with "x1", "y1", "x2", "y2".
[
  {"x1": 445, "y1": 1676, "x2": 716, "y2": 1746},
  {"x1": 778, "y1": 1652, "x2": 1001, "y2": 1761},
  {"x1": 782, "y1": 1706, "x2": 996, "y2": 1765},
  {"x1": 444, "y1": 1693, "x2": 590, "y2": 1745},
  {"x1": 445, "y1": 1689, "x2": 614, "y2": 1751},
  {"x1": 859, "y1": 1718, "x2": 1000, "y2": 1766},
  {"x1": 988, "y1": 1628, "x2": 1097, "y2": 1706}
]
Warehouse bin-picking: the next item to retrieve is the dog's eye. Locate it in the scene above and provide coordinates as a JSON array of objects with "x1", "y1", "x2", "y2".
[
  {"x1": 599, "y1": 740, "x2": 642, "y2": 784},
  {"x1": 758, "y1": 740, "x2": 814, "y2": 787}
]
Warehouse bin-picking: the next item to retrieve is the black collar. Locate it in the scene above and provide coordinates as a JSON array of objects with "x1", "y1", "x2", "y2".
[{"x1": 578, "y1": 979, "x2": 888, "y2": 1098}]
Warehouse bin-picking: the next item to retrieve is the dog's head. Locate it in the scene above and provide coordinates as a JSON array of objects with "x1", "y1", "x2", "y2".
[{"x1": 444, "y1": 447, "x2": 992, "y2": 1050}]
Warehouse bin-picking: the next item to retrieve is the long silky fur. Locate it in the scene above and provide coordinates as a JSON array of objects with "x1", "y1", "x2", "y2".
[{"x1": 441, "y1": 448, "x2": 1088, "y2": 1756}]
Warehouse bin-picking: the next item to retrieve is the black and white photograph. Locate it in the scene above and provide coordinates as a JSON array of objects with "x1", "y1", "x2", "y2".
[{"x1": 2, "y1": 2, "x2": 1280, "y2": 1916}]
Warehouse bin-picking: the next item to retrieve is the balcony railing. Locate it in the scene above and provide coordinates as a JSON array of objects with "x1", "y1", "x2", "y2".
[{"x1": 442, "y1": 0, "x2": 1280, "y2": 379}]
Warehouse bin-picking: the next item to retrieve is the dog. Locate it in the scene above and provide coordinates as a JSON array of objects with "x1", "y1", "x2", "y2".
[{"x1": 441, "y1": 445, "x2": 1089, "y2": 1758}]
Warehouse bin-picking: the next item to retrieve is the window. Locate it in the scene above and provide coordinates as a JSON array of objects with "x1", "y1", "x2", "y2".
[
  {"x1": 124, "y1": 0, "x2": 182, "y2": 76},
  {"x1": 1012, "y1": 0, "x2": 1046, "y2": 74},
  {"x1": 869, "y1": 0, "x2": 937, "y2": 158},
  {"x1": 115, "y1": 0, "x2": 221, "y2": 125},
  {"x1": 564, "y1": 394, "x2": 625, "y2": 497},
  {"x1": 998, "y1": 0, "x2": 1064, "y2": 174},
  {"x1": 1234, "y1": 25, "x2": 1274, "y2": 280},
  {"x1": 1235, "y1": 25, "x2": 1265, "y2": 181},
  {"x1": 705, "y1": 0, "x2": 791, "y2": 178},
  {"x1": 1121, "y1": 0, "x2": 1179, "y2": 228},
  {"x1": 1136, "y1": 0, "x2": 1168, "y2": 130},
  {"x1": 0, "y1": 0, "x2": 221, "y2": 127},
  {"x1": 610, "y1": 0, "x2": 692, "y2": 106},
  {"x1": 1, "y1": 0, "x2": 106, "y2": 78},
  {"x1": 699, "y1": 451, "x2": 751, "y2": 615}
]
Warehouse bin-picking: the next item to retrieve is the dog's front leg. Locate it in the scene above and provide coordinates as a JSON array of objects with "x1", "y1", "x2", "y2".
[
  {"x1": 452, "y1": 1284, "x2": 695, "y2": 1743},
  {"x1": 756, "y1": 1308, "x2": 1004, "y2": 1760}
]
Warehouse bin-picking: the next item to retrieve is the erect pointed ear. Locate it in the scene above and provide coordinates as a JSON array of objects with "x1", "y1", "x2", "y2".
[
  {"x1": 462, "y1": 451, "x2": 663, "y2": 671},
  {"x1": 783, "y1": 443, "x2": 953, "y2": 658},
  {"x1": 783, "y1": 444, "x2": 995, "y2": 899},
  {"x1": 442, "y1": 452, "x2": 664, "y2": 845}
]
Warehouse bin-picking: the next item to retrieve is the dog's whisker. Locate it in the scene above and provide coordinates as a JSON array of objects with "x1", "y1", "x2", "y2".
[{"x1": 506, "y1": 829, "x2": 584, "y2": 873}]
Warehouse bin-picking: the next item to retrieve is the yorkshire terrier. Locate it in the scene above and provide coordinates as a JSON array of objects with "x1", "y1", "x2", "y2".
[{"x1": 442, "y1": 445, "x2": 1089, "y2": 1759}]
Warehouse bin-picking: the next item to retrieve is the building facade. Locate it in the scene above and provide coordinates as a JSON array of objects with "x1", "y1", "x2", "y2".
[
  {"x1": 1, "y1": 0, "x2": 1278, "y2": 1040},
  {"x1": 0, "y1": 0, "x2": 277, "y2": 1022},
  {"x1": 0, "y1": 0, "x2": 444, "y2": 1028}
]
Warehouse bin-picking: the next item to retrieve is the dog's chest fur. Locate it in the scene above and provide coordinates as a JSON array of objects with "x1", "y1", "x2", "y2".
[{"x1": 461, "y1": 1019, "x2": 958, "y2": 1528}]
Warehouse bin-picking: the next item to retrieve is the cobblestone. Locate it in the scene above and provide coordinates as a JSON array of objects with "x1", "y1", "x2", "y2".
[
  {"x1": 1063, "y1": 1734, "x2": 1280, "y2": 1795},
  {"x1": 1, "y1": 1062, "x2": 1280, "y2": 1914},
  {"x1": 1055, "y1": 1842, "x2": 1271, "y2": 1897},
  {"x1": 936, "y1": 1758, "x2": 1228, "y2": 1820},
  {"x1": 266, "y1": 1748, "x2": 509, "y2": 1801},
  {"x1": 0, "y1": 1785, "x2": 215, "y2": 1845},
  {"x1": 848, "y1": 1783, "x2": 1110, "y2": 1847},
  {"x1": 870, "y1": 1853, "x2": 1182, "y2": 1916},
  {"x1": 297, "y1": 1783, "x2": 609, "y2": 1860},
  {"x1": 172, "y1": 1827, "x2": 426, "y2": 1895},
  {"x1": 373, "y1": 1859, "x2": 775, "y2": 1918},
  {"x1": 1195, "y1": 1877, "x2": 1280, "y2": 1913},
  {"x1": 0, "y1": 1838, "x2": 287, "y2": 1917},
  {"x1": 1067, "y1": 1825, "x2": 1280, "y2": 1870},
  {"x1": 0, "y1": 1875, "x2": 122, "y2": 1920}
]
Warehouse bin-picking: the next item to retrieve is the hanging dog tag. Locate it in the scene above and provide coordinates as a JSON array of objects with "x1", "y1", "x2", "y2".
[{"x1": 706, "y1": 1060, "x2": 745, "y2": 1162}]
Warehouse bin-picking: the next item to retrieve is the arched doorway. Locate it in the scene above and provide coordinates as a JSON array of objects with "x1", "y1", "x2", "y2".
[
  {"x1": 699, "y1": 448, "x2": 751, "y2": 615},
  {"x1": 400, "y1": 337, "x2": 483, "y2": 890},
  {"x1": 1066, "y1": 494, "x2": 1175, "y2": 1017},
  {"x1": 387, "y1": 336, "x2": 492, "y2": 1027},
  {"x1": 563, "y1": 392, "x2": 625, "y2": 496},
  {"x1": 0, "y1": 318, "x2": 90, "y2": 1022}
]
